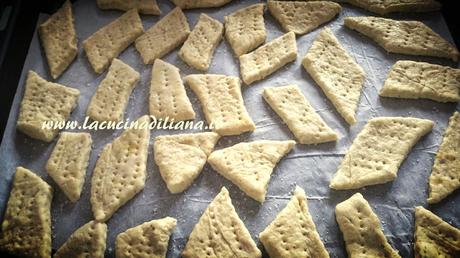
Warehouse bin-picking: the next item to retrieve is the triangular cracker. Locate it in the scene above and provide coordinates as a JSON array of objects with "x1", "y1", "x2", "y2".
[
  {"x1": 97, "y1": 0, "x2": 161, "y2": 15},
  {"x1": 17, "y1": 71, "x2": 80, "y2": 142},
  {"x1": 347, "y1": 0, "x2": 441, "y2": 15},
  {"x1": 54, "y1": 220, "x2": 107, "y2": 258},
  {"x1": 224, "y1": 4, "x2": 266, "y2": 56},
  {"x1": 344, "y1": 16, "x2": 460, "y2": 62},
  {"x1": 207, "y1": 140, "x2": 295, "y2": 202},
  {"x1": 116, "y1": 217, "x2": 177, "y2": 258},
  {"x1": 172, "y1": 0, "x2": 233, "y2": 9},
  {"x1": 263, "y1": 85, "x2": 338, "y2": 144},
  {"x1": 268, "y1": 1, "x2": 341, "y2": 35},
  {"x1": 239, "y1": 31, "x2": 297, "y2": 85},
  {"x1": 335, "y1": 193, "x2": 401, "y2": 258},
  {"x1": 46, "y1": 132, "x2": 92, "y2": 202},
  {"x1": 259, "y1": 186, "x2": 329, "y2": 258},
  {"x1": 414, "y1": 206, "x2": 460, "y2": 257},
  {"x1": 330, "y1": 117, "x2": 433, "y2": 190},
  {"x1": 185, "y1": 74, "x2": 255, "y2": 136},
  {"x1": 90, "y1": 115, "x2": 150, "y2": 222},
  {"x1": 380, "y1": 60, "x2": 460, "y2": 103},
  {"x1": 428, "y1": 112, "x2": 460, "y2": 204},
  {"x1": 154, "y1": 132, "x2": 220, "y2": 193},
  {"x1": 0, "y1": 167, "x2": 53, "y2": 258},
  {"x1": 302, "y1": 27, "x2": 365, "y2": 125},
  {"x1": 38, "y1": 0, "x2": 77, "y2": 79},
  {"x1": 182, "y1": 187, "x2": 261, "y2": 258},
  {"x1": 135, "y1": 7, "x2": 190, "y2": 64}
]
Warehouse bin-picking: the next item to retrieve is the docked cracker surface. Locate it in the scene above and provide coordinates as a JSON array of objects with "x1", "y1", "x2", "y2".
[
  {"x1": 268, "y1": 1, "x2": 341, "y2": 35},
  {"x1": 414, "y1": 206, "x2": 460, "y2": 258},
  {"x1": 83, "y1": 9, "x2": 143, "y2": 74},
  {"x1": 346, "y1": 0, "x2": 441, "y2": 15},
  {"x1": 116, "y1": 217, "x2": 177, "y2": 258},
  {"x1": 54, "y1": 220, "x2": 107, "y2": 258},
  {"x1": 380, "y1": 60, "x2": 460, "y2": 103},
  {"x1": 172, "y1": 0, "x2": 233, "y2": 9},
  {"x1": 224, "y1": 4, "x2": 266, "y2": 56},
  {"x1": 240, "y1": 31, "x2": 297, "y2": 85},
  {"x1": 335, "y1": 193, "x2": 401, "y2": 258},
  {"x1": 135, "y1": 7, "x2": 190, "y2": 64},
  {"x1": 90, "y1": 115, "x2": 150, "y2": 222},
  {"x1": 260, "y1": 186, "x2": 330, "y2": 258},
  {"x1": 330, "y1": 117, "x2": 434, "y2": 190},
  {"x1": 46, "y1": 132, "x2": 92, "y2": 202},
  {"x1": 302, "y1": 27, "x2": 365, "y2": 125},
  {"x1": 87, "y1": 58, "x2": 140, "y2": 122},
  {"x1": 182, "y1": 187, "x2": 261, "y2": 258},
  {"x1": 179, "y1": 13, "x2": 224, "y2": 71},
  {"x1": 97, "y1": 0, "x2": 161, "y2": 15},
  {"x1": 428, "y1": 112, "x2": 460, "y2": 204},
  {"x1": 17, "y1": 71, "x2": 80, "y2": 142},
  {"x1": 263, "y1": 85, "x2": 338, "y2": 144},
  {"x1": 150, "y1": 59, "x2": 195, "y2": 121},
  {"x1": 185, "y1": 74, "x2": 255, "y2": 136},
  {"x1": 0, "y1": 167, "x2": 53, "y2": 258},
  {"x1": 154, "y1": 132, "x2": 220, "y2": 193},
  {"x1": 207, "y1": 140, "x2": 295, "y2": 202},
  {"x1": 38, "y1": 0, "x2": 77, "y2": 79},
  {"x1": 344, "y1": 16, "x2": 460, "y2": 62}
]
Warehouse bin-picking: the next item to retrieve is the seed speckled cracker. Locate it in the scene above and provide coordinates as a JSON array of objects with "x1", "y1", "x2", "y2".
[
  {"x1": 346, "y1": 0, "x2": 441, "y2": 15},
  {"x1": 97, "y1": 0, "x2": 161, "y2": 15}
]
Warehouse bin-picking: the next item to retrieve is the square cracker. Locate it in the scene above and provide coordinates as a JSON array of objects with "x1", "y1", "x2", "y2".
[
  {"x1": 172, "y1": 0, "x2": 233, "y2": 9},
  {"x1": 97, "y1": 0, "x2": 161, "y2": 15}
]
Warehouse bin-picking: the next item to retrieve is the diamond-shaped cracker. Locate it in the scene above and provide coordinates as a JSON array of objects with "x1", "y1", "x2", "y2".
[
  {"x1": 185, "y1": 74, "x2": 255, "y2": 136},
  {"x1": 208, "y1": 140, "x2": 295, "y2": 202},
  {"x1": 17, "y1": 71, "x2": 80, "y2": 142},
  {"x1": 154, "y1": 132, "x2": 220, "y2": 193},
  {"x1": 335, "y1": 193, "x2": 401, "y2": 258},
  {"x1": 347, "y1": 0, "x2": 441, "y2": 15},
  {"x1": 0, "y1": 167, "x2": 53, "y2": 258},
  {"x1": 97, "y1": 0, "x2": 161, "y2": 15},
  {"x1": 116, "y1": 217, "x2": 177, "y2": 258},
  {"x1": 330, "y1": 117, "x2": 433, "y2": 190},
  {"x1": 302, "y1": 27, "x2": 365, "y2": 125},
  {"x1": 182, "y1": 187, "x2": 262, "y2": 258},
  {"x1": 38, "y1": 0, "x2": 77, "y2": 79},
  {"x1": 224, "y1": 4, "x2": 266, "y2": 56},
  {"x1": 91, "y1": 115, "x2": 150, "y2": 222},
  {"x1": 263, "y1": 85, "x2": 338, "y2": 144},
  {"x1": 344, "y1": 16, "x2": 460, "y2": 62},
  {"x1": 54, "y1": 220, "x2": 107, "y2": 258},
  {"x1": 240, "y1": 31, "x2": 297, "y2": 85},
  {"x1": 46, "y1": 132, "x2": 92, "y2": 202},
  {"x1": 172, "y1": 0, "x2": 233, "y2": 9},
  {"x1": 135, "y1": 7, "x2": 190, "y2": 64},
  {"x1": 260, "y1": 186, "x2": 329, "y2": 257},
  {"x1": 83, "y1": 9, "x2": 144, "y2": 74}
]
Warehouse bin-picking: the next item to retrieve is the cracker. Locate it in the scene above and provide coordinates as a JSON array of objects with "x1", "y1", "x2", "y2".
[
  {"x1": 83, "y1": 9, "x2": 143, "y2": 74},
  {"x1": 0, "y1": 167, "x2": 53, "y2": 258},
  {"x1": 150, "y1": 59, "x2": 195, "y2": 121},
  {"x1": 259, "y1": 186, "x2": 329, "y2": 258},
  {"x1": 172, "y1": 0, "x2": 233, "y2": 9},
  {"x1": 90, "y1": 115, "x2": 150, "y2": 222},
  {"x1": 179, "y1": 13, "x2": 224, "y2": 71},
  {"x1": 347, "y1": 0, "x2": 441, "y2": 15},
  {"x1": 414, "y1": 206, "x2": 460, "y2": 257},
  {"x1": 330, "y1": 117, "x2": 433, "y2": 190},
  {"x1": 46, "y1": 132, "x2": 92, "y2": 202},
  {"x1": 344, "y1": 16, "x2": 460, "y2": 62},
  {"x1": 263, "y1": 85, "x2": 338, "y2": 144},
  {"x1": 335, "y1": 193, "x2": 401, "y2": 258},
  {"x1": 182, "y1": 187, "x2": 261, "y2": 258},
  {"x1": 207, "y1": 140, "x2": 295, "y2": 202},
  {"x1": 428, "y1": 112, "x2": 460, "y2": 204},
  {"x1": 87, "y1": 59, "x2": 140, "y2": 122},
  {"x1": 116, "y1": 217, "x2": 177, "y2": 258},
  {"x1": 38, "y1": 0, "x2": 77, "y2": 79},
  {"x1": 135, "y1": 7, "x2": 190, "y2": 64},
  {"x1": 239, "y1": 31, "x2": 297, "y2": 85},
  {"x1": 185, "y1": 74, "x2": 255, "y2": 136},
  {"x1": 17, "y1": 71, "x2": 80, "y2": 142},
  {"x1": 380, "y1": 60, "x2": 460, "y2": 103},
  {"x1": 54, "y1": 220, "x2": 107, "y2": 258},
  {"x1": 224, "y1": 4, "x2": 266, "y2": 56},
  {"x1": 302, "y1": 27, "x2": 365, "y2": 125},
  {"x1": 97, "y1": 0, "x2": 161, "y2": 15}
]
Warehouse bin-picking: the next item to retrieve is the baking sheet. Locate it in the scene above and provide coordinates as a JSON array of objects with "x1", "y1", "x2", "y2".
[{"x1": 1, "y1": 0, "x2": 459, "y2": 257}]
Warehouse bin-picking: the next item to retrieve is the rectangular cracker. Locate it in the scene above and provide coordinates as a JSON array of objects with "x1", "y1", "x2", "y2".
[
  {"x1": 97, "y1": 0, "x2": 161, "y2": 15},
  {"x1": 172, "y1": 0, "x2": 233, "y2": 9}
]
